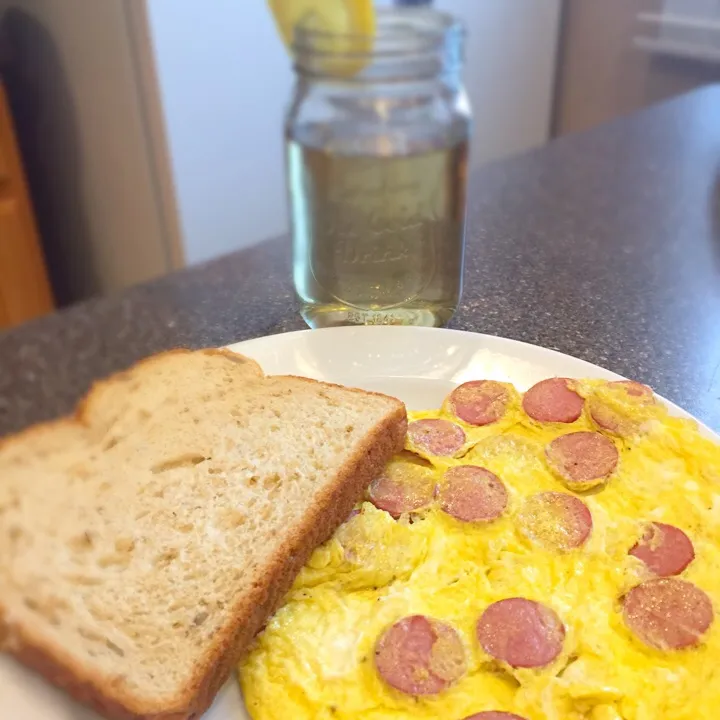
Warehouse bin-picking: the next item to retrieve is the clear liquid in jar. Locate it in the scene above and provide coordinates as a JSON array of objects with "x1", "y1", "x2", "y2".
[{"x1": 288, "y1": 138, "x2": 468, "y2": 328}]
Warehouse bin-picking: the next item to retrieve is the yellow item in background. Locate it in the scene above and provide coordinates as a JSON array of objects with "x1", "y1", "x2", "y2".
[{"x1": 267, "y1": 0, "x2": 376, "y2": 50}]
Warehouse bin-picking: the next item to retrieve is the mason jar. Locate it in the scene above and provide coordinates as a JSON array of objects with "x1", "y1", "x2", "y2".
[{"x1": 286, "y1": 6, "x2": 471, "y2": 328}]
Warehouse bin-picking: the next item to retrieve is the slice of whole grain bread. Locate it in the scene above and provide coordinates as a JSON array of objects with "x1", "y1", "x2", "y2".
[{"x1": 0, "y1": 348, "x2": 406, "y2": 720}]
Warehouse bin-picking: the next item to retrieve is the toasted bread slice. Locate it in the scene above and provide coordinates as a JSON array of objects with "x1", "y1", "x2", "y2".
[{"x1": 0, "y1": 348, "x2": 406, "y2": 719}]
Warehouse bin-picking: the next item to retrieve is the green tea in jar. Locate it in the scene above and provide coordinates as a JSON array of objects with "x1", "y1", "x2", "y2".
[{"x1": 286, "y1": 7, "x2": 471, "y2": 327}]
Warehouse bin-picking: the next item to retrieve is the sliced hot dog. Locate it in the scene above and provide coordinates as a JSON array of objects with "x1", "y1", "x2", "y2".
[
  {"x1": 589, "y1": 380, "x2": 655, "y2": 437},
  {"x1": 623, "y1": 578, "x2": 714, "y2": 650},
  {"x1": 438, "y1": 466, "x2": 508, "y2": 523},
  {"x1": 476, "y1": 597, "x2": 565, "y2": 668},
  {"x1": 518, "y1": 492, "x2": 593, "y2": 551},
  {"x1": 629, "y1": 522, "x2": 695, "y2": 577},
  {"x1": 545, "y1": 431, "x2": 618, "y2": 490},
  {"x1": 522, "y1": 378, "x2": 584, "y2": 424},
  {"x1": 375, "y1": 615, "x2": 467, "y2": 696},
  {"x1": 612, "y1": 380, "x2": 653, "y2": 398},
  {"x1": 408, "y1": 418, "x2": 466, "y2": 457},
  {"x1": 368, "y1": 463, "x2": 435, "y2": 518},
  {"x1": 463, "y1": 713, "x2": 527, "y2": 720},
  {"x1": 446, "y1": 381, "x2": 511, "y2": 426}
]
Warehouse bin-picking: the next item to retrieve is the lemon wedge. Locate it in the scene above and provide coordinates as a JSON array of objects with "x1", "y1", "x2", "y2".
[{"x1": 267, "y1": 0, "x2": 376, "y2": 51}]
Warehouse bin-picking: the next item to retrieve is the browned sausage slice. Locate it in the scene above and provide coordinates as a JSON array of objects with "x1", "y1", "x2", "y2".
[
  {"x1": 368, "y1": 464, "x2": 434, "y2": 518},
  {"x1": 611, "y1": 380, "x2": 653, "y2": 398},
  {"x1": 476, "y1": 597, "x2": 565, "y2": 668},
  {"x1": 463, "y1": 713, "x2": 527, "y2": 720},
  {"x1": 446, "y1": 381, "x2": 510, "y2": 426},
  {"x1": 438, "y1": 466, "x2": 508, "y2": 523},
  {"x1": 375, "y1": 615, "x2": 467, "y2": 696},
  {"x1": 545, "y1": 431, "x2": 618, "y2": 490},
  {"x1": 518, "y1": 492, "x2": 593, "y2": 551},
  {"x1": 623, "y1": 578, "x2": 714, "y2": 650},
  {"x1": 408, "y1": 418, "x2": 466, "y2": 457},
  {"x1": 522, "y1": 378, "x2": 584, "y2": 423},
  {"x1": 629, "y1": 522, "x2": 695, "y2": 577},
  {"x1": 589, "y1": 380, "x2": 655, "y2": 436}
]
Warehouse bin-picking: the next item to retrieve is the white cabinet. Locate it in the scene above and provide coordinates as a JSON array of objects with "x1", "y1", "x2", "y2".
[
  {"x1": 145, "y1": 0, "x2": 294, "y2": 265},
  {"x1": 437, "y1": 0, "x2": 561, "y2": 169}
]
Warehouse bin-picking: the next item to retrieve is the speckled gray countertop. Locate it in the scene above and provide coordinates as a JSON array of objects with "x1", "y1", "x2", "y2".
[{"x1": 2, "y1": 86, "x2": 720, "y2": 435}]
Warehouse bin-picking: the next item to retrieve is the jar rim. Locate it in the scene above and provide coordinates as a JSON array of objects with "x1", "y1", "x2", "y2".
[{"x1": 292, "y1": 7, "x2": 463, "y2": 59}]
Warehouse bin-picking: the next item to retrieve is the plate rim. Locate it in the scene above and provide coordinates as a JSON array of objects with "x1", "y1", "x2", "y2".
[{"x1": 228, "y1": 326, "x2": 719, "y2": 441}]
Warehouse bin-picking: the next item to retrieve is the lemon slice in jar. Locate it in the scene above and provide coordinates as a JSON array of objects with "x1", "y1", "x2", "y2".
[
  {"x1": 268, "y1": 0, "x2": 376, "y2": 48},
  {"x1": 267, "y1": 0, "x2": 376, "y2": 75}
]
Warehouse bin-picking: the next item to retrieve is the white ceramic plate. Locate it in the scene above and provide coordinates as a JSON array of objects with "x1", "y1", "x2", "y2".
[{"x1": 3, "y1": 327, "x2": 716, "y2": 719}]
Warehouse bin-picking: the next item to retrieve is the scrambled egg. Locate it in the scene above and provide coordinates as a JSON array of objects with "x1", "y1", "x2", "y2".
[{"x1": 239, "y1": 380, "x2": 720, "y2": 720}]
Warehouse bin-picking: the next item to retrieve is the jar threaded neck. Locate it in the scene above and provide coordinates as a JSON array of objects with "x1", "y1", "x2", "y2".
[{"x1": 292, "y1": 7, "x2": 464, "y2": 82}]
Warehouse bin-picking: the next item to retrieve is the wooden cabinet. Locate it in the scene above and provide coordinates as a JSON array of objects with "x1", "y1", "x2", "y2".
[
  {"x1": 0, "y1": 82, "x2": 54, "y2": 329},
  {"x1": 0, "y1": 133, "x2": 10, "y2": 184}
]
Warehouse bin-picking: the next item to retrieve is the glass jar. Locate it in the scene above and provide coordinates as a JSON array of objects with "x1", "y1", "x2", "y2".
[{"x1": 285, "y1": 7, "x2": 471, "y2": 328}]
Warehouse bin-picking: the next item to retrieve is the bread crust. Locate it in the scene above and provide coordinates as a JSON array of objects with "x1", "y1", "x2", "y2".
[
  {"x1": 75, "y1": 347, "x2": 264, "y2": 428},
  {"x1": 0, "y1": 350, "x2": 407, "y2": 719}
]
